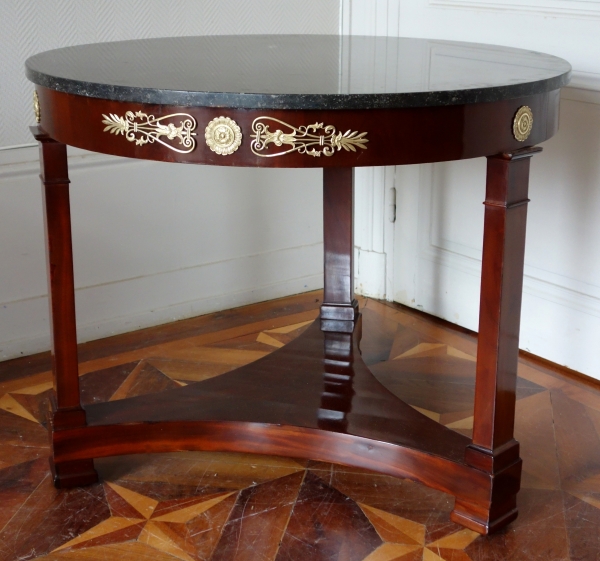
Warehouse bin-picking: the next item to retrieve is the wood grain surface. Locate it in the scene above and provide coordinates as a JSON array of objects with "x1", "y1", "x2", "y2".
[{"x1": 1, "y1": 294, "x2": 599, "y2": 560}]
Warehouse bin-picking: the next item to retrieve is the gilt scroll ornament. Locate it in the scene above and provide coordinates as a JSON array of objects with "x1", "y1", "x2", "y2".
[
  {"x1": 513, "y1": 106, "x2": 533, "y2": 142},
  {"x1": 101, "y1": 111, "x2": 197, "y2": 153},
  {"x1": 205, "y1": 116, "x2": 242, "y2": 155},
  {"x1": 33, "y1": 91, "x2": 41, "y2": 123},
  {"x1": 250, "y1": 117, "x2": 368, "y2": 158}
]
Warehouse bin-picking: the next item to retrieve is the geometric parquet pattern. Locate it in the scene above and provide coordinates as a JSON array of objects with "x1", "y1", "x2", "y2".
[{"x1": 1, "y1": 292, "x2": 599, "y2": 560}]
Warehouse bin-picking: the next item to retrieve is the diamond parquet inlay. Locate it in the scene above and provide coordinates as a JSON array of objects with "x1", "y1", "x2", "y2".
[{"x1": 0, "y1": 293, "x2": 598, "y2": 560}]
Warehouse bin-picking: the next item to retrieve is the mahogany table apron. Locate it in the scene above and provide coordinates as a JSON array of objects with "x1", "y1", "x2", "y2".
[{"x1": 25, "y1": 35, "x2": 571, "y2": 535}]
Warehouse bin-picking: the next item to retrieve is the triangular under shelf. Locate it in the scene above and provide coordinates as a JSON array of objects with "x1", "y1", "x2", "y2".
[{"x1": 84, "y1": 319, "x2": 470, "y2": 465}]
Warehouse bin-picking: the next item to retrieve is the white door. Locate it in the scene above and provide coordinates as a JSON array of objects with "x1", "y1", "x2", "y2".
[{"x1": 345, "y1": 0, "x2": 600, "y2": 378}]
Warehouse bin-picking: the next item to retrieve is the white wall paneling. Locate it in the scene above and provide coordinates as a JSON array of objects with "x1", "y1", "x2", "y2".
[
  {"x1": 340, "y1": 2, "x2": 400, "y2": 300},
  {"x1": 0, "y1": 146, "x2": 323, "y2": 360},
  {"x1": 354, "y1": 166, "x2": 396, "y2": 299},
  {"x1": 404, "y1": 96, "x2": 600, "y2": 377},
  {"x1": 429, "y1": 0, "x2": 600, "y2": 19},
  {"x1": 0, "y1": 0, "x2": 340, "y2": 149},
  {"x1": 0, "y1": 0, "x2": 339, "y2": 360},
  {"x1": 399, "y1": 0, "x2": 600, "y2": 88},
  {"x1": 340, "y1": 0, "x2": 400, "y2": 36},
  {"x1": 344, "y1": 0, "x2": 600, "y2": 378}
]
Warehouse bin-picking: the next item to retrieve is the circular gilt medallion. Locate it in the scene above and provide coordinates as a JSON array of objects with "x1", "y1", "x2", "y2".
[
  {"x1": 205, "y1": 116, "x2": 242, "y2": 155},
  {"x1": 513, "y1": 106, "x2": 533, "y2": 142}
]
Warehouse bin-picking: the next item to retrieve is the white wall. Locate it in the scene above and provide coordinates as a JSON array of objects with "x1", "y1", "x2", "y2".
[
  {"x1": 0, "y1": 0, "x2": 339, "y2": 360},
  {"x1": 3, "y1": 0, "x2": 598, "y2": 380},
  {"x1": 344, "y1": 0, "x2": 600, "y2": 379}
]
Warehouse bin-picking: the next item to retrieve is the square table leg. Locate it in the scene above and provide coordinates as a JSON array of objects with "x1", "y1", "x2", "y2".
[
  {"x1": 321, "y1": 167, "x2": 359, "y2": 333},
  {"x1": 31, "y1": 126, "x2": 98, "y2": 488},
  {"x1": 452, "y1": 146, "x2": 542, "y2": 533}
]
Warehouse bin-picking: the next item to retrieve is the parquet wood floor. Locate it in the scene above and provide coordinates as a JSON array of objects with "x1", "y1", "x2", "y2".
[{"x1": 1, "y1": 292, "x2": 599, "y2": 561}]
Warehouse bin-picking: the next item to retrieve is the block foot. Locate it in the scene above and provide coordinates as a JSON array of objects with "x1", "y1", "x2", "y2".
[
  {"x1": 50, "y1": 458, "x2": 99, "y2": 489},
  {"x1": 451, "y1": 496, "x2": 518, "y2": 535}
]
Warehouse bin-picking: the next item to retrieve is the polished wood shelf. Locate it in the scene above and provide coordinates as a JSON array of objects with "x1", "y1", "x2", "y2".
[{"x1": 53, "y1": 319, "x2": 502, "y2": 517}]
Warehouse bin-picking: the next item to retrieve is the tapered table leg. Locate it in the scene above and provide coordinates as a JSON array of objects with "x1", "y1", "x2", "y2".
[
  {"x1": 31, "y1": 126, "x2": 98, "y2": 488},
  {"x1": 321, "y1": 168, "x2": 359, "y2": 333},
  {"x1": 451, "y1": 146, "x2": 542, "y2": 533}
]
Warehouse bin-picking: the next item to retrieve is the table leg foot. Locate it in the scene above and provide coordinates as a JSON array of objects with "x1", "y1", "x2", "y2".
[
  {"x1": 451, "y1": 495, "x2": 518, "y2": 535},
  {"x1": 47, "y1": 400, "x2": 97, "y2": 488},
  {"x1": 451, "y1": 454, "x2": 522, "y2": 534},
  {"x1": 49, "y1": 458, "x2": 98, "y2": 489}
]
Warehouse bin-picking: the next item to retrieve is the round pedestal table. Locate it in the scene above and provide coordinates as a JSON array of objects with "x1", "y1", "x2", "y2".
[{"x1": 25, "y1": 35, "x2": 571, "y2": 534}]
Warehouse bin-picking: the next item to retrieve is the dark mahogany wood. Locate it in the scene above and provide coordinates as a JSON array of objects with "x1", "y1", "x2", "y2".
[
  {"x1": 321, "y1": 168, "x2": 358, "y2": 332},
  {"x1": 31, "y1": 126, "x2": 99, "y2": 487},
  {"x1": 450, "y1": 146, "x2": 541, "y2": 533},
  {"x1": 318, "y1": 329, "x2": 358, "y2": 432},
  {"x1": 51, "y1": 320, "x2": 499, "y2": 508},
  {"x1": 472, "y1": 147, "x2": 542, "y2": 454},
  {"x1": 29, "y1": 71, "x2": 555, "y2": 533},
  {"x1": 35, "y1": 87, "x2": 560, "y2": 168}
]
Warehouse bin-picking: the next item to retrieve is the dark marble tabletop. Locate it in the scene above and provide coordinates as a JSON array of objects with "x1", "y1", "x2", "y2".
[{"x1": 26, "y1": 35, "x2": 571, "y2": 110}]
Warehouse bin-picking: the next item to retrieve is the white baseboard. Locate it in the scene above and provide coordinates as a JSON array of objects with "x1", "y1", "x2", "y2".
[
  {"x1": 0, "y1": 243, "x2": 323, "y2": 360},
  {"x1": 354, "y1": 247, "x2": 387, "y2": 299}
]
